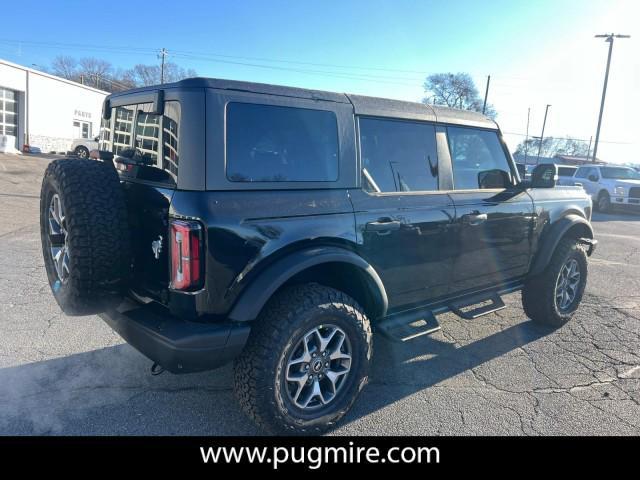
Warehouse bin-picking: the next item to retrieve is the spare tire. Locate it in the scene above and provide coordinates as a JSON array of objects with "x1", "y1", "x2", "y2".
[{"x1": 40, "y1": 158, "x2": 131, "y2": 316}]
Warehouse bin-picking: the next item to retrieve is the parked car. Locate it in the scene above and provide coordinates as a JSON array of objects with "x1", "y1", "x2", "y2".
[
  {"x1": 556, "y1": 165, "x2": 578, "y2": 186},
  {"x1": 573, "y1": 164, "x2": 640, "y2": 212},
  {"x1": 39, "y1": 78, "x2": 597, "y2": 433},
  {"x1": 70, "y1": 136, "x2": 99, "y2": 158}
]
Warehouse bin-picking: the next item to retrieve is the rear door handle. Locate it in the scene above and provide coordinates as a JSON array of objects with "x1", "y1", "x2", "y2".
[
  {"x1": 365, "y1": 219, "x2": 401, "y2": 233},
  {"x1": 463, "y1": 213, "x2": 488, "y2": 226}
]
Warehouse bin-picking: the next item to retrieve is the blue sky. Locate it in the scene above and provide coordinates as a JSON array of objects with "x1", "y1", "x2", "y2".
[{"x1": 1, "y1": 0, "x2": 637, "y2": 162}]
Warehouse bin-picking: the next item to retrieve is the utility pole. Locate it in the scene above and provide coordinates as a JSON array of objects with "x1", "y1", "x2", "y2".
[
  {"x1": 524, "y1": 107, "x2": 531, "y2": 165},
  {"x1": 592, "y1": 33, "x2": 630, "y2": 163},
  {"x1": 159, "y1": 48, "x2": 169, "y2": 84},
  {"x1": 535, "y1": 104, "x2": 551, "y2": 165},
  {"x1": 482, "y1": 75, "x2": 491, "y2": 115},
  {"x1": 585, "y1": 136, "x2": 593, "y2": 164}
]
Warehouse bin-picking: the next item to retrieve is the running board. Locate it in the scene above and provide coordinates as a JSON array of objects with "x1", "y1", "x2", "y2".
[
  {"x1": 448, "y1": 292, "x2": 506, "y2": 320},
  {"x1": 377, "y1": 309, "x2": 441, "y2": 343}
]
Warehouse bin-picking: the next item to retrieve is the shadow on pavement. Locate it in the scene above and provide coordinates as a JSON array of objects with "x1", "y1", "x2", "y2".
[{"x1": 0, "y1": 319, "x2": 551, "y2": 435}]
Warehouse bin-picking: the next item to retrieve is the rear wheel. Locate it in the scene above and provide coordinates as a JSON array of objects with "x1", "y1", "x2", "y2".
[
  {"x1": 522, "y1": 237, "x2": 588, "y2": 327},
  {"x1": 233, "y1": 284, "x2": 372, "y2": 434},
  {"x1": 40, "y1": 158, "x2": 131, "y2": 315}
]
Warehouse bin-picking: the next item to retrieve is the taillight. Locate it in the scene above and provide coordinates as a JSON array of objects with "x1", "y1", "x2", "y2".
[{"x1": 170, "y1": 219, "x2": 203, "y2": 291}]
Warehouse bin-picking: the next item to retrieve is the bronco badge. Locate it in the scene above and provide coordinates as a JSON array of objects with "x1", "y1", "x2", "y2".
[{"x1": 151, "y1": 235, "x2": 163, "y2": 260}]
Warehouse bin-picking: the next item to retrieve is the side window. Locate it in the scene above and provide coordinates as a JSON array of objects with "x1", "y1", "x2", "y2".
[
  {"x1": 574, "y1": 167, "x2": 588, "y2": 178},
  {"x1": 113, "y1": 106, "x2": 134, "y2": 155},
  {"x1": 359, "y1": 117, "x2": 438, "y2": 193},
  {"x1": 226, "y1": 103, "x2": 339, "y2": 182},
  {"x1": 448, "y1": 127, "x2": 513, "y2": 190}
]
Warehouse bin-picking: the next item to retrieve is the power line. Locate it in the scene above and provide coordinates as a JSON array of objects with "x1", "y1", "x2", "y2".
[{"x1": 501, "y1": 131, "x2": 633, "y2": 145}]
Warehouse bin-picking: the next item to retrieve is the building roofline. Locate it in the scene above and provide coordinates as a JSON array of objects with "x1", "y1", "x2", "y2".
[{"x1": 0, "y1": 58, "x2": 109, "y2": 95}]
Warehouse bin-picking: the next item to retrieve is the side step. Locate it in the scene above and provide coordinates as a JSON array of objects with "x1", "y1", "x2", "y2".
[
  {"x1": 448, "y1": 292, "x2": 506, "y2": 320},
  {"x1": 377, "y1": 309, "x2": 441, "y2": 342}
]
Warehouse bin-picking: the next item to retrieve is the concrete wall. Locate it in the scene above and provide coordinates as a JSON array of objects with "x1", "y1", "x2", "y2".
[{"x1": 0, "y1": 59, "x2": 108, "y2": 152}]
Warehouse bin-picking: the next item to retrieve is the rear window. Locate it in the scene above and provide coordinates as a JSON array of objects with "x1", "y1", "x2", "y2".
[
  {"x1": 226, "y1": 103, "x2": 339, "y2": 182},
  {"x1": 100, "y1": 100, "x2": 180, "y2": 183}
]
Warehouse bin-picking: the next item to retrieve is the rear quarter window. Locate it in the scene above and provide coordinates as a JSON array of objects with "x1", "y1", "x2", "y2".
[{"x1": 225, "y1": 102, "x2": 339, "y2": 182}]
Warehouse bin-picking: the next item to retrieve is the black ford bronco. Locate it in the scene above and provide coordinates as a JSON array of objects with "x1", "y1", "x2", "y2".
[{"x1": 40, "y1": 78, "x2": 597, "y2": 433}]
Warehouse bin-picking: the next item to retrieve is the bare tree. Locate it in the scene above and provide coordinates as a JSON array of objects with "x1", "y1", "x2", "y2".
[
  {"x1": 51, "y1": 56, "x2": 79, "y2": 81},
  {"x1": 514, "y1": 136, "x2": 590, "y2": 159},
  {"x1": 422, "y1": 72, "x2": 496, "y2": 119},
  {"x1": 47, "y1": 56, "x2": 197, "y2": 92},
  {"x1": 78, "y1": 57, "x2": 113, "y2": 88},
  {"x1": 127, "y1": 62, "x2": 196, "y2": 86}
]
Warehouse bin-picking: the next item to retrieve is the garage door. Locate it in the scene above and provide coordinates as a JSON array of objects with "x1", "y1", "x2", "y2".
[{"x1": 0, "y1": 88, "x2": 18, "y2": 136}]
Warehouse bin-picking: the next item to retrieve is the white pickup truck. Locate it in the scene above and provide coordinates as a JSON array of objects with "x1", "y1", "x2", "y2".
[{"x1": 573, "y1": 165, "x2": 640, "y2": 212}]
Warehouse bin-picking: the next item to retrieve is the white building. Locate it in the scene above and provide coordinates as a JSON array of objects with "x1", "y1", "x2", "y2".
[{"x1": 0, "y1": 59, "x2": 108, "y2": 154}]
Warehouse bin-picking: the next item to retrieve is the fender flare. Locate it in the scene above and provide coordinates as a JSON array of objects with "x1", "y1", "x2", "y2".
[
  {"x1": 529, "y1": 214, "x2": 594, "y2": 276},
  {"x1": 228, "y1": 246, "x2": 388, "y2": 322}
]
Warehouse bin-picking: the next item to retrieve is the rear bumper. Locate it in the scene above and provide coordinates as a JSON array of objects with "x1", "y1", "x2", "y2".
[{"x1": 99, "y1": 299, "x2": 250, "y2": 373}]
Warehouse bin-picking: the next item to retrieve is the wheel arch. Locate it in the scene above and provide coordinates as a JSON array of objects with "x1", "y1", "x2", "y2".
[
  {"x1": 529, "y1": 214, "x2": 594, "y2": 276},
  {"x1": 227, "y1": 246, "x2": 388, "y2": 322}
]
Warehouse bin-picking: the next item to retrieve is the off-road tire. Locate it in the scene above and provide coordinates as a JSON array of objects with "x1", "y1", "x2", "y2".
[
  {"x1": 233, "y1": 283, "x2": 372, "y2": 434},
  {"x1": 40, "y1": 158, "x2": 131, "y2": 316},
  {"x1": 522, "y1": 237, "x2": 588, "y2": 327},
  {"x1": 74, "y1": 146, "x2": 90, "y2": 159},
  {"x1": 596, "y1": 191, "x2": 611, "y2": 213}
]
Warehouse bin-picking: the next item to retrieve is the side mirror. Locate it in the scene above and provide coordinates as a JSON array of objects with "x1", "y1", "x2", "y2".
[
  {"x1": 478, "y1": 169, "x2": 511, "y2": 189},
  {"x1": 94, "y1": 136, "x2": 99, "y2": 142},
  {"x1": 531, "y1": 163, "x2": 557, "y2": 188},
  {"x1": 588, "y1": 174, "x2": 599, "y2": 182}
]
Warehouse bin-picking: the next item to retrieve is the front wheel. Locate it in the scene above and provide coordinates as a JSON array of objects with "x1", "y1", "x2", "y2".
[
  {"x1": 597, "y1": 191, "x2": 611, "y2": 213},
  {"x1": 74, "y1": 146, "x2": 89, "y2": 159},
  {"x1": 522, "y1": 237, "x2": 588, "y2": 327},
  {"x1": 233, "y1": 284, "x2": 372, "y2": 434}
]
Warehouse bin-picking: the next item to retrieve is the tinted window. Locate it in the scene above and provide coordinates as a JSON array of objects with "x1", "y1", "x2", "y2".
[
  {"x1": 359, "y1": 117, "x2": 438, "y2": 193},
  {"x1": 558, "y1": 166, "x2": 577, "y2": 177},
  {"x1": 448, "y1": 127, "x2": 513, "y2": 190},
  {"x1": 226, "y1": 103, "x2": 339, "y2": 182}
]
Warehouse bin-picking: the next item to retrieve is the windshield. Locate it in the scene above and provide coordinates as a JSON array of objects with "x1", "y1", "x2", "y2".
[{"x1": 600, "y1": 167, "x2": 640, "y2": 180}]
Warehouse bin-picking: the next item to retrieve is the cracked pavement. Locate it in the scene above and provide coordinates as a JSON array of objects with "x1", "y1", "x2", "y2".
[{"x1": 0, "y1": 153, "x2": 638, "y2": 435}]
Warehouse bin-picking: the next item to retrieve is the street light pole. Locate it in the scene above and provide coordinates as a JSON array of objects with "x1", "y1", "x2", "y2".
[
  {"x1": 524, "y1": 107, "x2": 531, "y2": 165},
  {"x1": 536, "y1": 104, "x2": 551, "y2": 165},
  {"x1": 592, "y1": 33, "x2": 630, "y2": 163},
  {"x1": 482, "y1": 75, "x2": 491, "y2": 115}
]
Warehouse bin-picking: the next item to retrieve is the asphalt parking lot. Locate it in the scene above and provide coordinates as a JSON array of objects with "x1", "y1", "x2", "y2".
[{"x1": 0, "y1": 152, "x2": 638, "y2": 435}]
